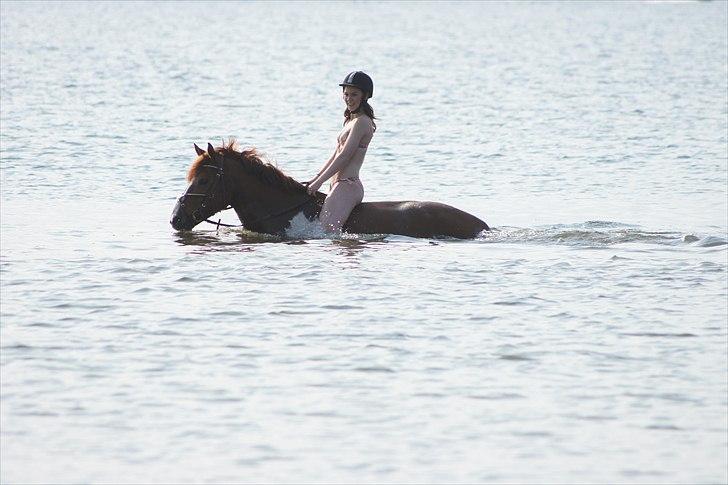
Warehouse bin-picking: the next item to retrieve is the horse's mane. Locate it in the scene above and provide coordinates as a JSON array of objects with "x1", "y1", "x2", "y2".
[{"x1": 187, "y1": 139, "x2": 306, "y2": 193}]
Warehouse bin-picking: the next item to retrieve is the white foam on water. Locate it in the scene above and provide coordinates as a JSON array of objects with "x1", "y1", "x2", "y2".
[
  {"x1": 284, "y1": 212, "x2": 333, "y2": 240},
  {"x1": 695, "y1": 235, "x2": 728, "y2": 248},
  {"x1": 283, "y1": 212, "x2": 391, "y2": 242},
  {"x1": 474, "y1": 222, "x2": 717, "y2": 247}
]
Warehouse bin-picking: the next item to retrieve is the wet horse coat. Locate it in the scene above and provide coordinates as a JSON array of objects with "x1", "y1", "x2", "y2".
[
  {"x1": 344, "y1": 201, "x2": 488, "y2": 239},
  {"x1": 171, "y1": 142, "x2": 490, "y2": 239}
]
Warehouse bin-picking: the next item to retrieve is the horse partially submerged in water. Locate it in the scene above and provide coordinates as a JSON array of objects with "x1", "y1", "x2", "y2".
[{"x1": 170, "y1": 142, "x2": 490, "y2": 239}]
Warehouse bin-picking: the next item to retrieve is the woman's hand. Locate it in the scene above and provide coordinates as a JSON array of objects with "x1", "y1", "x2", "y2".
[{"x1": 306, "y1": 178, "x2": 323, "y2": 195}]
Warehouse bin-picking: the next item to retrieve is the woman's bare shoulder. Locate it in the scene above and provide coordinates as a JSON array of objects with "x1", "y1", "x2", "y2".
[{"x1": 353, "y1": 115, "x2": 374, "y2": 132}]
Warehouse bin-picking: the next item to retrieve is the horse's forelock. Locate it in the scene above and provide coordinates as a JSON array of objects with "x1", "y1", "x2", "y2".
[{"x1": 187, "y1": 153, "x2": 210, "y2": 182}]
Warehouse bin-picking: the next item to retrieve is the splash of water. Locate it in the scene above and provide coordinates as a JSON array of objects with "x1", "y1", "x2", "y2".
[
  {"x1": 284, "y1": 212, "x2": 331, "y2": 240},
  {"x1": 281, "y1": 212, "x2": 385, "y2": 242}
]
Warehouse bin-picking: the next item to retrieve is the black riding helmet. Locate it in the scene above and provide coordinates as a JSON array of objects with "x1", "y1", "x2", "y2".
[{"x1": 339, "y1": 71, "x2": 374, "y2": 99}]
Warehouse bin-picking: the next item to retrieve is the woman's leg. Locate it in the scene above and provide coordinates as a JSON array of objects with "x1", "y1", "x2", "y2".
[{"x1": 319, "y1": 180, "x2": 364, "y2": 232}]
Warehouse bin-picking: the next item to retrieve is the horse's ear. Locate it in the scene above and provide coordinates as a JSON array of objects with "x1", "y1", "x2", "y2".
[
  {"x1": 207, "y1": 143, "x2": 216, "y2": 158},
  {"x1": 194, "y1": 143, "x2": 205, "y2": 156}
]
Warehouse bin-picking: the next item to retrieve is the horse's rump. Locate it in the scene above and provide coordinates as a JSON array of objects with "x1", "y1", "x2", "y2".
[{"x1": 344, "y1": 201, "x2": 489, "y2": 239}]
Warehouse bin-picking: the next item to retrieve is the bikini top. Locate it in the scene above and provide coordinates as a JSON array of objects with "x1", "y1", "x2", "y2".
[{"x1": 338, "y1": 124, "x2": 371, "y2": 150}]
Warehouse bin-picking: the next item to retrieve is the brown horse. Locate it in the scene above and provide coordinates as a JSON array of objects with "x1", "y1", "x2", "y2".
[{"x1": 170, "y1": 142, "x2": 490, "y2": 238}]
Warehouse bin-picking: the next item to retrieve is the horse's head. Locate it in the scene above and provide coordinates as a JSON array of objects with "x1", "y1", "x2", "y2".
[{"x1": 170, "y1": 143, "x2": 230, "y2": 231}]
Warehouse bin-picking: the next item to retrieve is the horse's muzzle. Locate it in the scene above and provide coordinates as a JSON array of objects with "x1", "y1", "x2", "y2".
[
  {"x1": 170, "y1": 214, "x2": 189, "y2": 231},
  {"x1": 170, "y1": 199, "x2": 194, "y2": 231}
]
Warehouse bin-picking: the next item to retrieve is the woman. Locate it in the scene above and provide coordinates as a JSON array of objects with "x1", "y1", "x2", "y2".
[{"x1": 306, "y1": 71, "x2": 376, "y2": 232}]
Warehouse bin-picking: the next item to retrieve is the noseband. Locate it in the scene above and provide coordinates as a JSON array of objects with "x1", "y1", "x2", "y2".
[{"x1": 177, "y1": 157, "x2": 231, "y2": 225}]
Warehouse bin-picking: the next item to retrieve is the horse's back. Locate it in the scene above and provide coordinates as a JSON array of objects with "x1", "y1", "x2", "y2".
[{"x1": 344, "y1": 200, "x2": 489, "y2": 239}]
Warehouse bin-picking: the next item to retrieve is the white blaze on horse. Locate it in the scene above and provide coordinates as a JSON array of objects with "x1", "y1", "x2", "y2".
[{"x1": 171, "y1": 142, "x2": 490, "y2": 239}]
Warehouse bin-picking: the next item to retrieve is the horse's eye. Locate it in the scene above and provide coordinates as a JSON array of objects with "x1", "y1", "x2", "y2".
[{"x1": 199, "y1": 178, "x2": 208, "y2": 185}]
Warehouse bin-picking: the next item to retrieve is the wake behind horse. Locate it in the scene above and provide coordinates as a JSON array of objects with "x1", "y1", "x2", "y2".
[{"x1": 171, "y1": 142, "x2": 490, "y2": 239}]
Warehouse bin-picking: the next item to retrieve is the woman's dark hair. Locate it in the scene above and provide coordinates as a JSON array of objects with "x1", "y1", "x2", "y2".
[{"x1": 344, "y1": 96, "x2": 377, "y2": 132}]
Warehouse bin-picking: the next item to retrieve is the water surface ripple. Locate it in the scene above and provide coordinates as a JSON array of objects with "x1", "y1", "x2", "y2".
[{"x1": 1, "y1": 2, "x2": 727, "y2": 484}]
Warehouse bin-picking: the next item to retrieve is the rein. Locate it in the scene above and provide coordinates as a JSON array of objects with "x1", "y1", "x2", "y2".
[
  {"x1": 203, "y1": 196, "x2": 312, "y2": 230},
  {"x1": 204, "y1": 207, "x2": 240, "y2": 228},
  {"x1": 180, "y1": 154, "x2": 314, "y2": 231}
]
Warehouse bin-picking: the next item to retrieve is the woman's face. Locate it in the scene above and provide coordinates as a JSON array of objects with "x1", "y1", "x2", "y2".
[{"x1": 343, "y1": 86, "x2": 364, "y2": 112}]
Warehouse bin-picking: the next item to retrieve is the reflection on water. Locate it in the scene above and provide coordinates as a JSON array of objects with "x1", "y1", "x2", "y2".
[
  {"x1": 174, "y1": 226, "x2": 395, "y2": 258},
  {"x1": 330, "y1": 237, "x2": 390, "y2": 259},
  {"x1": 173, "y1": 228, "x2": 282, "y2": 247}
]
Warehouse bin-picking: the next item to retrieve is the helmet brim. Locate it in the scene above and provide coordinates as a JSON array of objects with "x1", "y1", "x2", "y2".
[{"x1": 339, "y1": 83, "x2": 372, "y2": 98}]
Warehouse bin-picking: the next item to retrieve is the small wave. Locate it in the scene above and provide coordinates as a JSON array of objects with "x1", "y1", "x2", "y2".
[
  {"x1": 353, "y1": 366, "x2": 395, "y2": 373},
  {"x1": 620, "y1": 332, "x2": 697, "y2": 338},
  {"x1": 693, "y1": 235, "x2": 727, "y2": 247},
  {"x1": 499, "y1": 354, "x2": 534, "y2": 361},
  {"x1": 477, "y1": 222, "x2": 727, "y2": 248}
]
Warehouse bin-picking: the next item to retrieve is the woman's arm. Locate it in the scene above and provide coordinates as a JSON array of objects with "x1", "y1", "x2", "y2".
[
  {"x1": 311, "y1": 119, "x2": 368, "y2": 186},
  {"x1": 312, "y1": 149, "x2": 337, "y2": 180}
]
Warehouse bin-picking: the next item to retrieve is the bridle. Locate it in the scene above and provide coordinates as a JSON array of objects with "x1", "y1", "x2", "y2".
[
  {"x1": 177, "y1": 152, "x2": 316, "y2": 230},
  {"x1": 177, "y1": 155, "x2": 231, "y2": 226}
]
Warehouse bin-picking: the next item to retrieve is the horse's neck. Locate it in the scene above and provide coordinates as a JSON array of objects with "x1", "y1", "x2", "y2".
[{"x1": 225, "y1": 158, "x2": 313, "y2": 232}]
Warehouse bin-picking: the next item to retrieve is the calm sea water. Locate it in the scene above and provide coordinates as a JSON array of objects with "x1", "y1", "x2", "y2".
[{"x1": 1, "y1": 1, "x2": 727, "y2": 483}]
